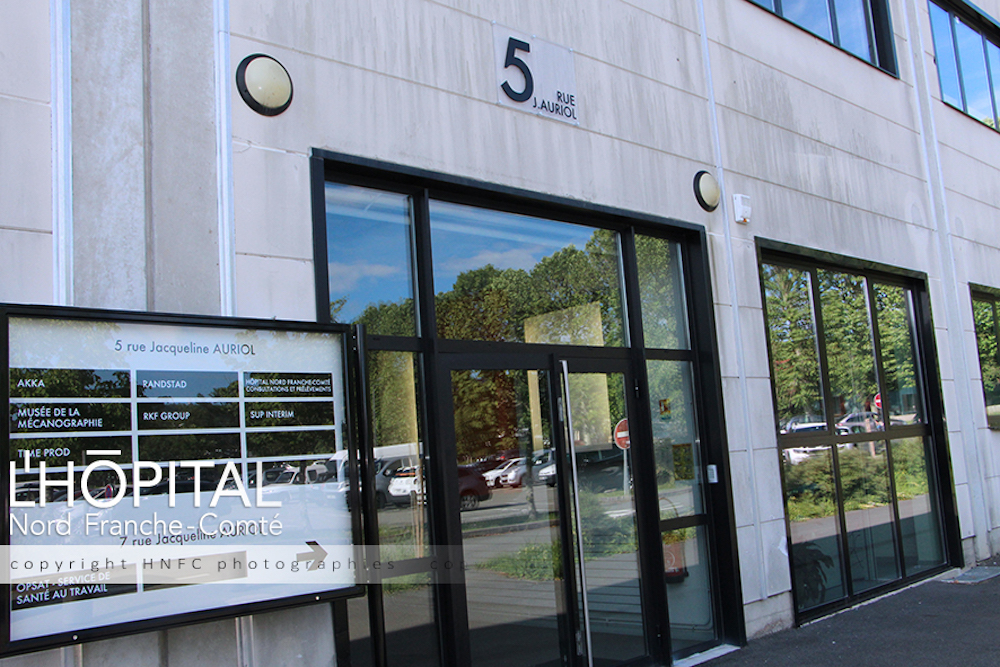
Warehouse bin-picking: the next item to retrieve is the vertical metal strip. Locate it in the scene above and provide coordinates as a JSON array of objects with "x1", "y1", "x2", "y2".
[
  {"x1": 51, "y1": 0, "x2": 73, "y2": 306},
  {"x1": 905, "y1": 0, "x2": 988, "y2": 562},
  {"x1": 695, "y1": 0, "x2": 769, "y2": 605},
  {"x1": 214, "y1": 0, "x2": 236, "y2": 316},
  {"x1": 236, "y1": 616, "x2": 255, "y2": 667},
  {"x1": 561, "y1": 360, "x2": 593, "y2": 667}
]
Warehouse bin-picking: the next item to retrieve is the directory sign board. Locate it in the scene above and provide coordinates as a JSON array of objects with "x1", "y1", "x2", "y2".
[{"x1": 2, "y1": 307, "x2": 360, "y2": 653}]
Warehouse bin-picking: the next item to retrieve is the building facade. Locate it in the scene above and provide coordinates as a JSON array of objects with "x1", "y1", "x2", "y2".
[{"x1": 2, "y1": 0, "x2": 1000, "y2": 664}]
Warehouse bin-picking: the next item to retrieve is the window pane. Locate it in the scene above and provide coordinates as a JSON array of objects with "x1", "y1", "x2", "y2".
[
  {"x1": 325, "y1": 183, "x2": 416, "y2": 336},
  {"x1": 834, "y1": 0, "x2": 873, "y2": 61},
  {"x1": 972, "y1": 299, "x2": 1000, "y2": 428},
  {"x1": 636, "y1": 235, "x2": 689, "y2": 349},
  {"x1": 783, "y1": 446, "x2": 846, "y2": 611},
  {"x1": 366, "y1": 350, "x2": 437, "y2": 666},
  {"x1": 369, "y1": 351, "x2": 426, "y2": 551},
  {"x1": 430, "y1": 201, "x2": 625, "y2": 346},
  {"x1": 818, "y1": 271, "x2": 881, "y2": 433},
  {"x1": 988, "y1": 41, "x2": 1000, "y2": 129},
  {"x1": 955, "y1": 19, "x2": 995, "y2": 124},
  {"x1": 565, "y1": 372, "x2": 645, "y2": 664},
  {"x1": 929, "y1": 3, "x2": 963, "y2": 107},
  {"x1": 839, "y1": 442, "x2": 899, "y2": 593},
  {"x1": 647, "y1": 361, "x2": 703, "y2": 518},
  {"x1": 892, "y1": 437, "x2": 946, "y2": 575},
  {"x1": 761, "y1": 264, "x2": 825, "y2": 434},
  {"x1": 663, "y1": 525, "x2": 715, "y2": 654},
  {"x1": 874, "y1": 284, "x2": 924, "y2": 425},
  {"x1": 783, "y1": 0, "x2": 834, "y2": 41}
]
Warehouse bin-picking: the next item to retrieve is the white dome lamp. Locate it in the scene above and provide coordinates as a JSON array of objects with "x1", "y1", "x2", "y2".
[
  {"x1": 693, "y1": 170, "x2": 721, "y2": 212},
  {"x1": 236, "y1": 54, "x2": 293, "y2": 116}
]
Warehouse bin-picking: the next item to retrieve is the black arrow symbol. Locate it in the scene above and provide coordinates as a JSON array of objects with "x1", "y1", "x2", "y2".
[{"x1": 296, "y1": 541, "x2": 328, "y2": 571}]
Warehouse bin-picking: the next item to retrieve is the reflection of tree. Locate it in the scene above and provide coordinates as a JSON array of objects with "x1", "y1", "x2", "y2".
[
  {"x1": 355, "y1": 299, "x2": 416, "y2": 338},
  {"x1": 762, "y1": 265, "x2": 823, "y2": 424},
  {"x1": 451, "y1": 369, "x2": 519, "y2": 463},
  {"x1": 636, "y1": 235, "x2": 686, "y2": 349},
  {"x1": 783, "y1": 451, "x2": 837, "y2": 521},
  {"x1": 431, "y1": 229, "x2": 625, "y2": 346},
  {"x1": 875, "y1": 285, "x2": 919, "y2": 419},
  {"x1": 837, "y1": 447, "x2": 890, "y2": 511},
  {"x1": 819, "y1": 271, "x2": 878, "y2": 416},
  {"x1": 367, "y1": 351, "x2": 419, "y2": 447},
  {"x1": 891, "y1": 437, "x2": 931, "y2": 500},
  {"x1": 973, "y1": 299, "x2": 1000, "y2": 424}
]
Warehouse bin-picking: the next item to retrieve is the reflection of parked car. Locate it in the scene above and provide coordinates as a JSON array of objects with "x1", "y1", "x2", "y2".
[
  {"x1": 835, "y1": 411, "x2": 881, "y2": 435},
  {"x1": 484, "y1": 458, "x2": 522, "y2": 488},
  {"x1": 538, "y1": 461, "x2": 557, "y2": 486},
  {"x1": 533, "y1": 446, "x2": 626, "y2": 491},
  {"x1": 387, "y1": 465, "x2": 491, "y2": 511},
  {"x1": 780, "y1": 414, "x2": 826, "y2": 434},
  {"x1": 373, "y1": 455, "x2": 418, "y2": 509}
]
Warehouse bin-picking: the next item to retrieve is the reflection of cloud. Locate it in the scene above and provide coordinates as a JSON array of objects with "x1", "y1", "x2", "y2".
[
  {"x1": 442, "y1": 246, "x2": 545, "y2": 273},
  {"x1": 327, "y1": 262, "x2": 401, "y2": 290}
]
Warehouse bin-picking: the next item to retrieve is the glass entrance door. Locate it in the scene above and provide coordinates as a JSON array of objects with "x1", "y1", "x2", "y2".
[
  {"x1": 559, "y1": 360, "x2": 646, "y2": 666},
  {"x1": 444, "y1": 358, "x2": 575, "y2": 667}
]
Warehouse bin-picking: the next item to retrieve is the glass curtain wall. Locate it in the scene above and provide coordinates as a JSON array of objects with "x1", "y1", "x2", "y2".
[{"x1": 760, "y1": 260, "x2": 947, "y2": 617}]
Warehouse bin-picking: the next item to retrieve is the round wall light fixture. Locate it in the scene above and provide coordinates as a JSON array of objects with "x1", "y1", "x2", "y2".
[
  {"x1": 236, "y1": 54, "x2": 293, "y2": 116},
  {"x1": 693, "y1": 170, "x2": 721, "y2": 212}
]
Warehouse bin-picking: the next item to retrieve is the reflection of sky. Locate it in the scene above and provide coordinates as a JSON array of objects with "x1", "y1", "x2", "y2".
[
  {"x1": 929, "y1": 4, "x2": 963, "y2": 107},
  {"x1": 956, "y1": 20, "x2": 995, "y2": 124},
  {"x1": 429, "y1": 200, "x2": 597, "y2": 294},
  {"x1": 834, "y1": 0, "x2": 871, "y2": 60},
  {"x1": 325, "y1": 183, "x2": 414, "y2": 323},
  {"x1": 783, "y1": 0, "x2": 833, "y2": 41},
  {"x1": 990, "y1": 43, "x2": 1000, "y2": 123}
]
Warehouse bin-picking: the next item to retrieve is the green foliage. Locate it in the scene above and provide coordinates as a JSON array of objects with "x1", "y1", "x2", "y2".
[
  {"x1": 478, "y1": 490, "x2": 638, "y2": 581},
  {"x1": 479, "y1": 541, "x2": 563, "y2": 581},
  {"x1": 761, "y1": 265, "x2": 823, "y2": 423},
  {"x1": 818, "y1": 271, "x2": 878, "y2": 415},
  {"x1": 973, "y1": 299, "x2": 1000, "y2": 426}
]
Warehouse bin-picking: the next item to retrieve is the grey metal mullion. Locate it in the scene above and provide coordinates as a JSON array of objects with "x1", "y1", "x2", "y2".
[
  {"x1": 828, "y1": 0, "x2": 842, "y2": 47},
  {"x1": 862, "y1": 0, "x2": 878, "y2": 65}
]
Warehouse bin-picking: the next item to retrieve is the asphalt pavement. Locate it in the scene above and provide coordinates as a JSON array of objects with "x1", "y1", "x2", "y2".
[{"x1": 703, "y1": 565, "x2": 1000, "y2": 667}]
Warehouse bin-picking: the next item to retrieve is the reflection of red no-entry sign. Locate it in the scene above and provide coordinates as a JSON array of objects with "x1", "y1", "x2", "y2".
[
  {"x1": 614, "y1": 418, "x2": 630, "y2": 450},
  {"x1": 874, "y1": 393, "x2": 882, "y2": 410}
]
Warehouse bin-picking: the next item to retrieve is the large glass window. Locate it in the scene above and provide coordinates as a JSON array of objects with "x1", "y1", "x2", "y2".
[
  {"x1": 430, "y1": 201, "x2": 626, "y2": 347},
  {"x1": 929, "y1": 1, "x2": 1000, "y2": 130},
  {"x1": 749, "y1": 0, "x2": 893, "y2": 72},
  {"x1": 324, "y1": 182, "x2": 417, "y2": 336},
  {"x1": 972, "y1": 293, "x2": 1000, "y2": 428},
  {"x1": 761, "y1": 258, "x2": 947, "y2": 617}
]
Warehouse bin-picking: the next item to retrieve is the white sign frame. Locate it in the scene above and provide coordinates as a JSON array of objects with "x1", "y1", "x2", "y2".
[{"x1": 2, "y1": 306, "x2": 362, "y2": 654}]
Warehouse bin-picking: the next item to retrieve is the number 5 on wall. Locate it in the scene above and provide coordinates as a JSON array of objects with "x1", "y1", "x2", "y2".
[{"x1": 501, "y1": 37, "x2": 533, "y2": 102}]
